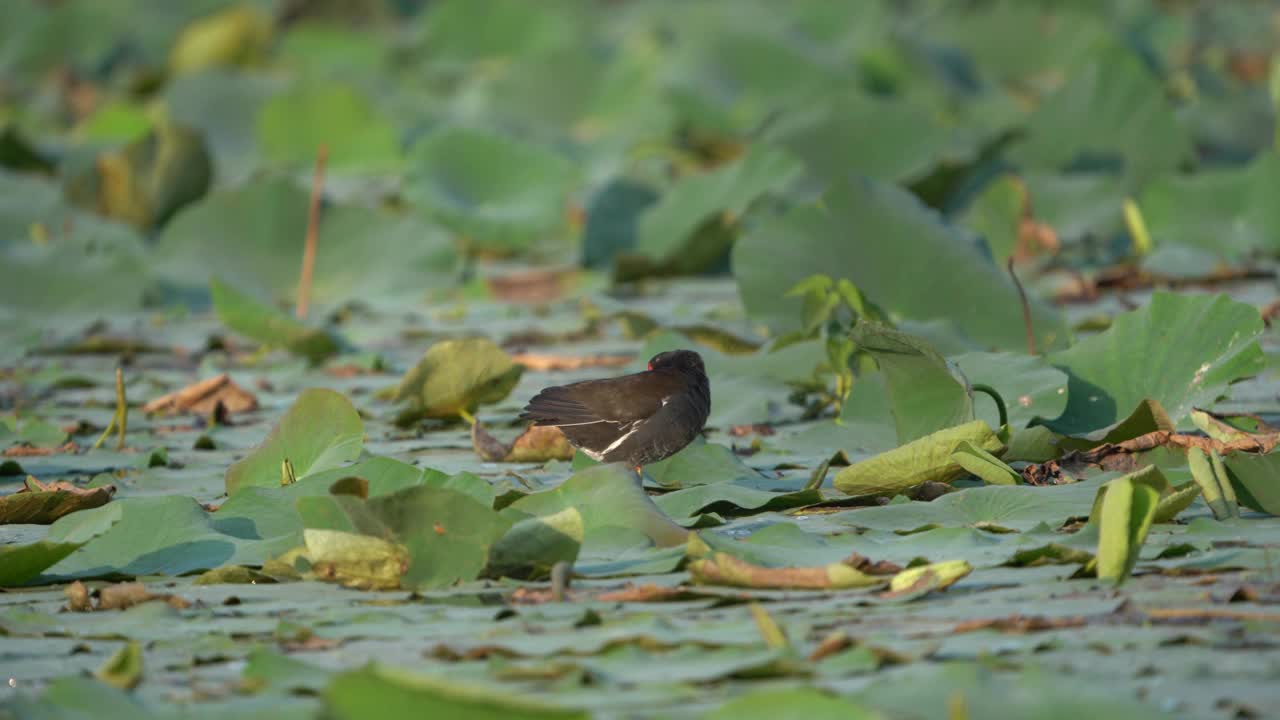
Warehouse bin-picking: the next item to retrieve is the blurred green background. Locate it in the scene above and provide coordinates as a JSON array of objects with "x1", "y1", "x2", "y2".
[{"x1": 1, "y1": 0, "x2": 1278, "y2": 348}]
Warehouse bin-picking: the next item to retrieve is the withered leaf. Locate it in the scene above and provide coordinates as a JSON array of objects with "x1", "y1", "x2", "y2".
[
  {"x1": 1, "y1": 478, "x2": 115, "y2": 525},
  {"x1": 142, "y1": 373, "x2": 258, "y2": 416}
]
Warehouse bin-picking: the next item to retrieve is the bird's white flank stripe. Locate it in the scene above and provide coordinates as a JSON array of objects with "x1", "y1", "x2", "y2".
[{"x1": 599, "y1": 421, "x2": 643, "y2": 458}]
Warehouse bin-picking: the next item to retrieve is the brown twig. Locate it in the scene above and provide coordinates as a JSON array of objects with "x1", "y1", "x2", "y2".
[
  {"x1": 296, "y1": 144, "x2": 328, "y2": 320},
  {"x1": 1075, "y1": 430, "x2": 1279, "y2": 463},
  {"x1": 1144, "y1": 608, "x2": 1280, "y2": 623},
  {"x1": 1007, "y1": 258, "x2": 1035, "y2": 355}
]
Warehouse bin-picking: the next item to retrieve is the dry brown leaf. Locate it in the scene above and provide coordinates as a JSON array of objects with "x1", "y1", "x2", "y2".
[
  {"x1": 2, "y1": 478, "x2": 115, "y2": 524},
  {"x1": 952, "y1": 614, "x2": 1086, "y2": 634},
  {"x1": 472, "y1": 422, "x2": 575, "y2": 463},
  {"x1": 807, "y1": 630, "x2": 853, "y2": 661},
  {"x1": 506, "y1": 425, "x2": 574, "y2": 462},
  {"x1": 142, "y1": 374, "x2": 258, "y2": 416},
  {"x1": 728, "y1": 424, "x2": 775, "y2": 437},
  {"x1": 3, "y1": 442, "x2": 79, "y2": 457},
  {"x1": 509, "y1": 586, "x2": 580, "y2": 604},
  {"x1": 596, "y1": 584, "x2": 690, "y2": 603},
  {"x1": 68, "y1": 581, "x2": 191, "y2": 612},
  {"x1": 65, "y1": 580, "x2": 92, "y2": 612},
  {"x1": 485, "y1": 267, "x2": 576, "y2": 304},
  {"x1": 689, "y1": 552, "x2": 890, "y2": 590}
]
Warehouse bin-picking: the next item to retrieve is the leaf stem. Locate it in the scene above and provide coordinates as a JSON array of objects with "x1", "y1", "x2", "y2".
[
  {"x1": 92, "y1": 367, "x2": 127, "y2": 451},
  {"x1": 296, "y1": 143, "x2": 328, "y2": 320},
  {"x1": 1006, "y1": 258, "x2": 1036, "y2": 355},
  {"x1": 114, "y1": 367, "x2": 127, "y2": 451},
  {"x1": 970, "y1": 383, "x2": 1008, "y2": 429}
]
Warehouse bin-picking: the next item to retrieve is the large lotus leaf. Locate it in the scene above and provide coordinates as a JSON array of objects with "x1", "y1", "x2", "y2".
[
  {"x1": 324, "y1": 663, "x2": 588, "y2": 720},
  {"x1": 503, "y1": 463, "x2": 689, "y2": 549},
  {"x1": 156, "y1": 177, "x2": 456, "y2": 303},
  {"x1": 961, "y1": 175, "x2": 1024, "y2": 266},
  {"x1": 923, "y1": 2, "x2": 1110, "y2": 86},
  {"x1": 665, "y1": 26, "x2": 838, "y2": 134},
  {"x1": 484, "y1": 46, "x2": 610, "y2": 136},
  {"x1": 225, "y1": 388, "x2": 365, "y2": 495},
  {"x1": 41, "y1": 494, "x2": 300, "y2": 580},
  {"x1": 581, "y1": 179, "x2": 659, "y2": 269},
  {"x1": 1041, "y1": 292, "x2": 1265, "y2": 435},
  {"x1": 0, "y1": 217, "x2": 148, "y2": 325},
  {"x1": 308, "y1": 200, "x2": 458, "y2": 304},
  {"x1": 853, "y1": 322, "x2": 972, "y2": 444},
  {"x1": 951, "y1": 352, "x2": 1069, "y2": 430},
  {"x1": 168, "y1": 4, "x2": 271, "y2": 75},
  {"x1": 403, "y1": 126, "x2": 578, "y2": 252},
  {"x1": 296, "y1": 457, "x2": 426, "y2": 498},
  {"x1": 277, "y1": 25, "x2": 387, "y2": 80},
  {"x1": 734, "y1": 177, "x2": 1068, "y2": 351},
  {"x1": 210, "y1": 278, "x2": 342, "y2": 363},
  {"x1": 154, "y1": 177, "x2": 309, "y2": 298},
  {"x1": 61, "y1": 121, "x2": 212, "y2": 231},
  {"x1": 419, "y1": 0, "x2": 588, "y2": 67},
  {"x1": 0, "y1": 541, "x2": 88, "y2": 587},
  {"x1": 854, "y1": 662, "x2": 1169, "y2": 720},
  {"x1": 634, "y1": 146, "x2": 803, "y2": 264},
  {"x1": 1009, "y1": 46, "x2": 1192, "y2": 188},
  {"x1": 0, "y1": 677, "x2": 147, "y2": 720},
  {"x1": 166, "y1": 69, "x2": 284, "y2": 182},
  {"x1": 783, "y1": 370, "x2": 900, "y2": 460},
  {"x1": 655, "y1": 484, "x2": 821, "y2": 520},
  {"x1": 771, "y1": 94, "x2": 972, "y2": 184},
  {"x1": 1222, "y1": 452, "x2": 1280, "y2": 516},
  {"x1": 298, "y1": 483, "x2": 512, "y2": 589},
  {"x1": 257, "y1": 83, "x2": 401, "y2": 172},
  {"x1": 486, "y1": 507, "x2": 583, "y2": 579},
  {"x1": 706, "y1": 687, "x2": 879, "y2": 720},
  {"x1": 1024, "y1": 171, "x2": 1126, "y2": 245},
  {"x1": 0, "y1": 171, "x2": 149, "y2": 331},
  {"x1": 1138, "y1": 152, "x2": 1280, "y2": 261},
  {"x1": 645, "y1": 440, "x2": 765, "y2": 489},
  {"x1": 75, "y1": 100, "x2": 152, "y2": 144},
  {"x1": 832, "y1": 477, "x2": 1107, "y2": 532},
  {"x1": 392, "y1": 337, "x2": 523, "y2": 420},
  {"x1": 367, "y1": 486, "x2": 511, "y2": 589}
]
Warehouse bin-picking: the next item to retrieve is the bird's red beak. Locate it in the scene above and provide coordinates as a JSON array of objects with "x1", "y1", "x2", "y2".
[{"x1": 646, "y1": 362, "x2": 653, "y2": 371}]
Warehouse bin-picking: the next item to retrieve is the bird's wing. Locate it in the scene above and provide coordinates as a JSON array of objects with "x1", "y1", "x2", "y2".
[{"x1": 519, "y1": 371, "x2": 683, "y2": 427}]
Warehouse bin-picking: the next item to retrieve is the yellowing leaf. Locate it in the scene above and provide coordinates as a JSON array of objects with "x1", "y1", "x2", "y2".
[
  {"x1": 392, "y1": 338, "x2": 523, "y2": 421},
  {"x1": 833, "y1": 421, "x2": 1006, "y2": 497}
]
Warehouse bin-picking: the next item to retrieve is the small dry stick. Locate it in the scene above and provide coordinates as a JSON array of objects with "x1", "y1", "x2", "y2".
[
  {"x1": 114, "y1": 367, "x2": 126, "y2": 450},
  {"x1": 1007, "y1": 258, "x2": 1036, "y2": 355},
  {"x1": 296, "y1": 144, "x2": 329, "y2": 320}
]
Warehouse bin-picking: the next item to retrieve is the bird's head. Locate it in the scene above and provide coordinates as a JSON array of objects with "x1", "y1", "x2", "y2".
[{"x1": 646, "y1": 349, "x2": 706, "y2": 376}]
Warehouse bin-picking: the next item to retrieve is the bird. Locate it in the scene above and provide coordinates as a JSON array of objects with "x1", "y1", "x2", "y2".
[{"x1": 519, "y1": 349, "x2": 711, "y2": 473}]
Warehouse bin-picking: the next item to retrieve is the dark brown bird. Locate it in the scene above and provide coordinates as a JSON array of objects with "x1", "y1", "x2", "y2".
[{"x1": 519, "y1": 349, "x2": 711, "y2": 471}]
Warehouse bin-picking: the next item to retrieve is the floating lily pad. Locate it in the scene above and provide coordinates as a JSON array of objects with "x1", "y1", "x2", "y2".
[
  {"x1": 257, "y1": 83, "x2": 402, "y2": 172},
  {"x1": 324, "y1": 663, "x2": 588, "y2": 720},
  {"x1": 404, "y1": 126, "x2": 578, "y2": 252}
]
